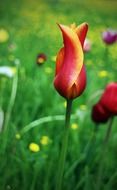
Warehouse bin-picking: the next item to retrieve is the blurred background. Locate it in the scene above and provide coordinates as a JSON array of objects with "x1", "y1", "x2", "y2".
[{"x1": 0, "y1": 0, "x2": 117, "y2": 190}]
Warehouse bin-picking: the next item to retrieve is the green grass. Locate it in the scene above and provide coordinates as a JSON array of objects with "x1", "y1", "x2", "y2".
[{"x1": 0, "y1": 0, "x2": 117, "y2": 189}]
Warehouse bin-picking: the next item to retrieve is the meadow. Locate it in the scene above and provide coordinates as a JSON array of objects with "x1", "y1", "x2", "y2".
[{"x1": 0, "y1": 0, "x2": 117, "y2": 189}]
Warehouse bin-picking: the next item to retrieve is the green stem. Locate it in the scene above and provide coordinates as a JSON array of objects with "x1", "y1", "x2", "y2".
[
  {"x1": 43, "y1": 159, "x2": 53, "y2": 190},
  {"x1": 30, "y1": 166, "x2": 38, "y2": 190},
  {"x1": 65, "y1": 123, "x2": 99, "y2": 180},
  {"x1": 2, "y1": 67, "x2": 18, "y2": 153},
  {"x1": 84, "y1": 123, "x2": 99, "y2": 164},
  {"x1": 103, "y1": 45, "x2": 109, "y2": 65},
  {"x1": 3, "y1": 68, "x2": 18, "y2": 132},
  {"x1": 96, "y1": 116, "x2": 114, "y2": 190},
  {"x1": 21, "y1": 114, "x2": 76, "y2": 135},
  {"x1": 55, "y1": 99, "x2": 72, "y2": 190},
  {"x1": 104, "y1": 45, "x2": 108, "y2": 59}
]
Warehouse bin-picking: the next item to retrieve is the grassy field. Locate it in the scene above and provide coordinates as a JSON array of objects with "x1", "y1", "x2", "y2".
[{"x1": 0, "y1": 0, "x2": 117, "y2": 189}]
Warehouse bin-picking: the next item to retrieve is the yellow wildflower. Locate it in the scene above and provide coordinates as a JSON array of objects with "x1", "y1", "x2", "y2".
[
  {"x1": 0, "y1": 29, "x2": 9, "y2": 43},
  {"x1": 40, "y1": 136, "x2": 51, "y2": 145},
  {"x1": 71, "y1": 123, "x2": 79, "y2": 130},
  {"x1": 15, "y1": 133, "x2": 21, "y2": 139},
  {"x1": 80, "y1": 104, "x2": 87, "y2": 111},
  {"x1": 29, "y1": 143, "x2": 40, "y2": 152},
  {"x1": 98, "y1": 70, "x2": 108, "y2": 78}
]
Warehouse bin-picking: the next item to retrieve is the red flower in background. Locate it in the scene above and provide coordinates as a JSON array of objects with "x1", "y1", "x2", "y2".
[
  {"x1": 36, "y1": 53, "x2": 47, "y2": 65},
  {"x1": 100, "y1": 83, "x2": 117, "y2": 115},
  {"x1": 92, "y1": 102, "x2": 110, "y2": 123},
  {"x1": 91, "y1": 82, "x2": 117, "y2": 124},
  {"x1": 54, "y1": 23, "x2": 88, "y2": 99}
]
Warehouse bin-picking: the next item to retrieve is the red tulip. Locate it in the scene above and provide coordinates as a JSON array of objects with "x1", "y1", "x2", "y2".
[
  {"x1": 92, "y1": 102, "x2": 110, "y2": 123},
  {"x1": 100, "y1": 82, "x2": 117, "y2": 115},
  {"x1": 54, "y1": 23, "x2": 88, "y2": 99}
]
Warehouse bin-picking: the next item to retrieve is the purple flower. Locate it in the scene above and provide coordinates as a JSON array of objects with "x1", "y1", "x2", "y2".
[{"x1": 102, "y1": 29, "x2": 117, "y2": 45}]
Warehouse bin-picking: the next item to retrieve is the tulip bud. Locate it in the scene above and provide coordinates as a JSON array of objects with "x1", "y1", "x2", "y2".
[
  {"x1": 100, "y1": 82, "x2": 117, "y2": 115},
  {"x1": 92, "y1": 102, "x2": 110, "y2": 123},
  {"x1": 102, "y1": 29, "x2": 117, "y2": 45},
  {"x1": 54, "y1": 23, "x2": 88, "y2": 99}
]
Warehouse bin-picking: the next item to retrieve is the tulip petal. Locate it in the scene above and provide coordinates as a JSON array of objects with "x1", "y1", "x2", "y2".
[
  {"x1": 55, "y1": 48, "x2": 86, "y2": 98},
  {"x1": 76, "y1": 22, "x2": 88, "y2": 47},
  {"x1": 58, "y1": 24, "x2": 83, "y2": 73},
  {"x1": 100, "y1": 82, "x2": 117, "y2": 115},
  {"x1": 67, "y1": 65, "x2": 86, "y2": 99},
  {"x1": 55, "y1": 47, "x2": 64, "y2": 75},
  {"x1": 75, "y1": 64, "x2": 86, "y2": 94},
  {"x1": 92, "y1": 102, "x2": 110, "y2": 123}
]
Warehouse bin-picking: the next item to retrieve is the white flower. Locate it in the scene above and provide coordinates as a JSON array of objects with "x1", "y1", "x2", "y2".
[{"x1": 0, "y1": 66, "x2": 16, "y2": 78}]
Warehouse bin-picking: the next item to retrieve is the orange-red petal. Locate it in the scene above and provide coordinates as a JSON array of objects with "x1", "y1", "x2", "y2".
[
  {"x1": 55, "y1": 47, "x2": 64, "y2": 75},
  {"x1": 76, "y1": 22, "x2": 88, "y2": 47}
]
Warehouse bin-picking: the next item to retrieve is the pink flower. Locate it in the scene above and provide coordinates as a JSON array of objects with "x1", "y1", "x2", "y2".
[{"x1": 83, "y1": 38, "x2": 91, "y2": 53}]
